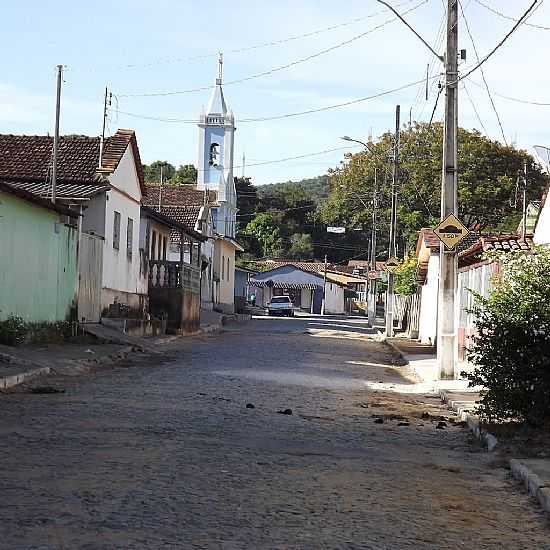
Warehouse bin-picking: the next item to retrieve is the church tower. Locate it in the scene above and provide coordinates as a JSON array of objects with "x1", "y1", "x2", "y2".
[{"x1": 196, "y1": 54, "x2": 237, "y2": 238}]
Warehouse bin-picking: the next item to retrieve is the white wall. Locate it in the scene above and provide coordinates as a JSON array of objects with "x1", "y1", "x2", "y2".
[
  {"x1": 213, "y1": 238, "x2": 235, "y2": 312},
  {"x1": 301, "y1": 288, "x2": 313, "y2": 312},
  {"x1": 324, "y1": 281, "x2": 345, "y2": 314},
  {"x1": 418, "y1": 252, "x2": 440, "y2": 345},
  {"x1": 535, "y1": 199, "x2": 550, "y2": 245},
  {"x1": 101, "y1": 146, "x2": 146, "y2": 306}
]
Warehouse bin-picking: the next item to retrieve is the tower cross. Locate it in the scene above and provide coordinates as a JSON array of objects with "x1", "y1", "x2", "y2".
[{"x1": 217, "y1": 52, "x2": 223, "y2": 84}]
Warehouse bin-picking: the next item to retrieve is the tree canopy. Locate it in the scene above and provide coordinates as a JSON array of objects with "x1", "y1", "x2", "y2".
[
  {"x1": 143, "y1": 162, "x2": 197, "y2": 185},
  {"x1": 319, "y1": 123, "x2": 548, "y2": 255}
]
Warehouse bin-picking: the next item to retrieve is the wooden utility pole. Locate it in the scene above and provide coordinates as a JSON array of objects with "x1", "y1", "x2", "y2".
[
  {"x1": 321, "y1": 254, "x2": 328, "y2": 315},
  {"x1": 385, "y1": 105, "x2": 400, "y2": 338},
  {"x1": 368, "y1": 167, "x2": 378, "y2": 326},
  {"x1": 99, "y1": 86, "x2": 111, "y2": 169},
  {"x1": 51, "y1": 65, "x2": 63, "y2": 204},
  {"x1": 438, "y1": 0, "x2": 459, "y2": 379}
]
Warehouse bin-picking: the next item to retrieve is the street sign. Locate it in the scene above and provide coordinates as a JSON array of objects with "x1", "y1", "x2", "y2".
[
  {"x1": 434, "y1": 213, "x2": 470, "y2": 251},
  {"x1": 384, "y1": 256, "x2": 400, "y2": 273},
  {"x1": 327, "y1": 226, "x2": 346, "y2": 234}
]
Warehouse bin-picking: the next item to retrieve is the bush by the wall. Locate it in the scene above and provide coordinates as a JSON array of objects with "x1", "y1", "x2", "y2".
[
  {"x1": 466, "y1": 247, "x2": 550, "y2": 425},
  {"x1": 0, "y1": 315, "x2": 28, "y2": 346}
]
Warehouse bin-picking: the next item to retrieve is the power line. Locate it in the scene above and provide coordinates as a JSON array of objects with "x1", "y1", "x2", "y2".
[
  {"x1": 461, "y1": 82, "x2": 490, "y2": 135},
  {"x1": 78, "y1": 0, "x2": 419, "y2": 73},
  {"x1": 459, "y1": 0, "x2": 507, "y2": 143},
  {"x1": 117, "y1": 0, "x2": 428, "y2": 98},
  {"x1": 473, "y1": 0, "x2": 550, "y2": 30},
  {"x1": 458, "y1": 1, "x2": 541, "y2": 83},
  {"x1": 111, "y1": 75, "x2": 439, "y2": 124},
  {"x1": 466, "y1": 78, "x2": 550, "y2": 106}
]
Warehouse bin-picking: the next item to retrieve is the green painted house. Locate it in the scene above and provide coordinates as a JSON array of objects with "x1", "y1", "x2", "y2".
[{"x1": 0, "y1": 182, "x2": 79, "y2": 323}]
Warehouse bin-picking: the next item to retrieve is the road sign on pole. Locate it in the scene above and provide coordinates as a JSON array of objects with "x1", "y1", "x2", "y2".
[
  {"x1": 384, "y1": 256, "x2": 400, "y2": 273},
  {"x1": 434, "y1": 214, "x2": 469, "y2": 251}
]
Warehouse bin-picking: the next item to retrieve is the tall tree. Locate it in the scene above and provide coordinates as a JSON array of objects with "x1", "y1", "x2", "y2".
[
  {"x1": 143, "y1": 161, "x2": 176, "y2": 183},
  {"x1": 172, "y1": 164, "x2": 197, "y2": 184},
  {"x1": 319, "y1": 123, "x2": 548, "y2": 253}
]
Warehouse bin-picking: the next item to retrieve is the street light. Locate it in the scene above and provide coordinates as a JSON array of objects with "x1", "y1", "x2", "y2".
[{"x1": 340, "y1": 136, "x2": 379, "y2": 327}]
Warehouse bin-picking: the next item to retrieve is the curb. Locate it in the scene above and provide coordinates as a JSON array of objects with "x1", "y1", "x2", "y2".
[
  {"x1": 0, "y1": 346, "x2": 137, "y2": 390},
  {"x1": 440, "y1": 390, "x2": 498, "y2": 451},
  {"x1": 509, "y1": 459, "x2": 550, "y2": 514},
  {"x1": 0, "y1": 366, "x2": 51, "y2": 390},
  {"x1": 378, "y1": 335, "x2": 409, "y2": 366}
]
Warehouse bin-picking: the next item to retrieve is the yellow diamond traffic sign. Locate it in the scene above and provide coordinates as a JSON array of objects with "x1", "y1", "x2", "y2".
[
  {"x1": 434, "y1": 214, "x2": 470, "y2": 251},
  {"x1": 384, "y1": 256, "x2": 400, "y2": 273}
]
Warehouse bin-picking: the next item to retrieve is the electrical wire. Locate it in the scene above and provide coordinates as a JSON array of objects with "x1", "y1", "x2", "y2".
[
  {"x1": 458, "y1": 1, "x2": 541, "y2": 83},
  {"x1": 466, "y1": 79, "x2": 550, "y2": 106},
  {"x1": 79, "y1": 0, "x2": 419, "y2": 73},
  {"x1": 111, "y1": 75, "x2": 440, "y2": 124},
  {"x1": 474, "y1": 0, "x2": 550, "y2": 30},
  {"x1": 117, "y1": 0, "x2": 428, "y2": 98},
  {"x1": 461, "y1": 82, "x2": 490, "y2": 135},
  {"x1": 459, "y1": 0, "x2": 507, "y2": 143}
]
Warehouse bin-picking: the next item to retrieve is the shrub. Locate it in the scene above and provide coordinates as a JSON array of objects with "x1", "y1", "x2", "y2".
[
  {"x1": 394, "y1": 255, "x2": 418, "y2": 296},
  {"x1": 0, "y1": 315, "x2": 28, "y2": 346},
  {"x1": 465, "y1": 247, "x2": 550, "y2": 425}
]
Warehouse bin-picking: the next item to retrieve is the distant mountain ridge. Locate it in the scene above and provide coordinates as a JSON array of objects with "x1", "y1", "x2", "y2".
[{"x1": 257, "y1": 175, "x2": 330, "y2": 204}]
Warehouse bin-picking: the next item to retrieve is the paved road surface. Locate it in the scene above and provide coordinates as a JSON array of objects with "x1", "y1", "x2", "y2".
[{"x1": 1, "y1": 315, "x2": 548, "y2": 549}]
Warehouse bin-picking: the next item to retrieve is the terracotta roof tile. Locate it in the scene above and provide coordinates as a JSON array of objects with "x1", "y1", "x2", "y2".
[
  {"x1": 144, "y1": 184, "x2": 216, "y2": 207},
  {"x1": 0, "y1": 129, "x2": 144, "y2": 191}
]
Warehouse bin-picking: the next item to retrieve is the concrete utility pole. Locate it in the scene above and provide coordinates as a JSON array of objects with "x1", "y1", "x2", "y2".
[
  {"x1": 242, "y1": 152, "x2": 246, "y2": 179},
  {"x1": 522, "y1": 161, "x2": 528, "y2": 240},
  {"x1": 51, "y1": 65, "x2": 63, "y2": 204},
  {"x1": 99, "y1": 86, "x2": 111, "y2": 169},
  {"x1": 368, "y1": 167, "x2": 378, "y2": 326},
  {"x1": 438, "y1": 0, "x2": 459, "y2": 379},
  {"x1": 321, "y1": 254, "x2": 328, "y2": 315},
  {"x1": 385, "y1": 105, "x2": 400, "y2": 338}
]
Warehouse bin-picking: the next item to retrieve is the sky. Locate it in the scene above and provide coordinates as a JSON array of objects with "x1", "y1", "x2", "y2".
[{"x1": 3, "y1": 0, "x2": 550, "y2": 185}]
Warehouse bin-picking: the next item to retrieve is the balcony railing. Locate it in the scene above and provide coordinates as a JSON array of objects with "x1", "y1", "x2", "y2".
[{"x1": 149, "y1": 260, "x2": 200, "y2": 292}]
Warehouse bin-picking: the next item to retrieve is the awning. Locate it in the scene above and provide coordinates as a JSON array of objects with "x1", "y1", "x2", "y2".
[{"x1": 249, "y1": 280, "x2": 320, "y2": 290}]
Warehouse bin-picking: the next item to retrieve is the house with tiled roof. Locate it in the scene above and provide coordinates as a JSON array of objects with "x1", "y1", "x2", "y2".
[
  {"x1": 0, "y1": 129, "x2": 149, "y2": 322},
  {"x1": 0, "y1": 181, "x2": 80, "y2": 323},
  {"x1": 249, "y1": 261, "x2": 368, "y2": 314},
  {"x1": 143, "y1": 183, "x2": 217, "y2": 310},
  {"x1": 457, "y1": 233, "x2": 534, "y2": 361},
  {"x1": 415, "y1": 227, "x2": 480, "y2": 345}
]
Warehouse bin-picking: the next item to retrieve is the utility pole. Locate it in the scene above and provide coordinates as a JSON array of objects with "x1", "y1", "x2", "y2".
[
  {"x1": 321, "y1": 254, "x2": 328, "y2": 316},
  {"x1": 522, "y1": 161, "x2": 528, "y2": 240},
  {"x1": 438, "y1": 0, "x2": 459, "y2": 379},
  {"x1": 99, "y1": 86, "x2": 111, "y2": 169},
  {"x1": 242, "y1": 152, "x2": 246, "y2": 179},
  {"x1": 368, "y1": 167, "x2": 378, "y2": 326},
  {"x1": 385, "y1": 105, "x2": 400, "y2": 338},
  {"x1": 159, "y1": 164, "x2": 164, "y2": 211},
  {"x1": 51, "y1": 65, "x2": 63, "y2": 204}
]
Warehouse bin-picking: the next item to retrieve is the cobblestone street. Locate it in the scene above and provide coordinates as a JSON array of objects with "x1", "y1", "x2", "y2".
[{"x1": 1, "y1": 316, "x2": 548, "y2": 549}]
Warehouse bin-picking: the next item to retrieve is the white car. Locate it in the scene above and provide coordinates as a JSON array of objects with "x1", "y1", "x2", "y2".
[{"x1": 266, "y1": 296, "x2": 295, "y2": 317}]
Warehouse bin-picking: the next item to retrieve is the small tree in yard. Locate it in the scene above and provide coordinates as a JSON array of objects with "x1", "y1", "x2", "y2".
[
  {"x1": 466, "y1": 247, "x2": 550, "y2": 425},
  {"x1": 394, "y1": 255, "x2": 417, "y2": 296}
]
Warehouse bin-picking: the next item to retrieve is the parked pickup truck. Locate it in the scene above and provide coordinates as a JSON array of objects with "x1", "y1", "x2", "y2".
[{"x1": 266, "y1": 296, "x2": 295, "y2": 317}]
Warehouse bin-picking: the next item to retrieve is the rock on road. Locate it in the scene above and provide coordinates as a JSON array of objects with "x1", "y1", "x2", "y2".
[{"x1": 0, "y1": 314, "x2": 548, "y2": 549}]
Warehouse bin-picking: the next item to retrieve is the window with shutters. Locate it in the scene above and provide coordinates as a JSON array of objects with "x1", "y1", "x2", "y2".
[
  {"x1": 113, "y1": 211, "x2": 121, "y2": 250},
  {"x1": 127, "y1": 218, "x2": 134, "y2": 259}
]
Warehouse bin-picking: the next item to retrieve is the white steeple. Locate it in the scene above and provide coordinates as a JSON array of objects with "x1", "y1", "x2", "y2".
[
  {"x1": 196, "y1": 53, "x2": 237, "y2": 238},
  {"x1": 206, "y1": 53, "x2": 227, "y2": 116}
]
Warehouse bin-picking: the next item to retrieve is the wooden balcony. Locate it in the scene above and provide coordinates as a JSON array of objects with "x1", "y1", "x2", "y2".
[{"x1": 149, "y1": 260, "x2": 200, "y2": 292}]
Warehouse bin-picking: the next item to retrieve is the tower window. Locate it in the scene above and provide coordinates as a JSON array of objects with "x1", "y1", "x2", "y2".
[{"x1": 209, "y1": 143, "x2": 220, "y2": 166}]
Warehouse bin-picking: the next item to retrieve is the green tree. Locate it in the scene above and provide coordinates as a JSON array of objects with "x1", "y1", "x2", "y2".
[
  {"x1": 319, "y1": 123, "x2": 548, "y2": 253},
  {"x1": 466, "y1": 247, "x2": 550, "y2": 425},
  {"x1": 244, "y1": 213, "x2": 284, "y2": 258},
  {"x1": 394, "y1": 255, "x2": 418, "y2": 296},
  {"x1": 172, "y1": 164, "x2": 197, "y2": 184},
  {"x1": 287, "y1": 233, "x2": 314, "y2": 260},
  {"x1": 143, "y1": 161, "x2": 175, "y2": 183}
]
